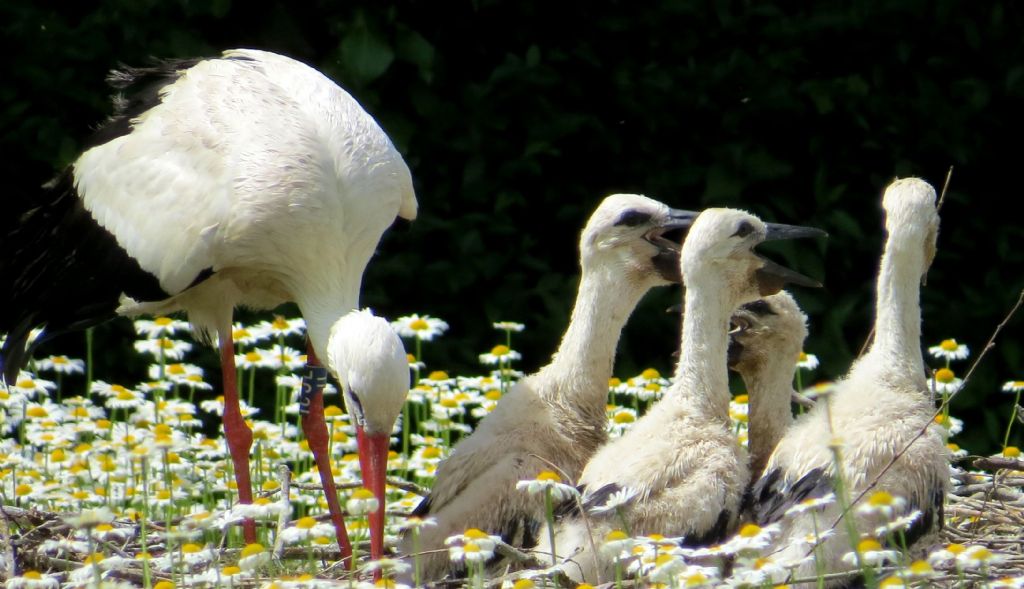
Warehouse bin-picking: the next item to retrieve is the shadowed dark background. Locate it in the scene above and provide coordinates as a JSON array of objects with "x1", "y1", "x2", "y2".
[{"x1": 2, "y1": 1, "x2": 1023, "y2": 454}]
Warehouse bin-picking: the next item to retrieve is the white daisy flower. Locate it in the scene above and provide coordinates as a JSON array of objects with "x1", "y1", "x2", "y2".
[
  {"x1": 478, "y1": 344, "x2": 522, "y2": 365},
  {"x1": 588, "y1": 486, "x2": 639, "y2": 514},
  {"x1": 493, "y1": 321, "x2": 525, "y2": 332},
  {"x1": 391, "y1": 314, "x2": 450, "y2": 341},
  {"x1": 35, "y1": 355, "x2": 85, "y2": 375},
  {"x1": 796, "y1": 351, "x2": 819, "y2": 370},
  {"x1": 133, "y1": 337, "x2": 192, "y2": 360},
  {"x1": 516, "y1": 471, "x2": 580, "y2": 501},
  {"x1": 134, "y1": 316, "x2": 190, "y2": 338},
  {"x1": 928, "y1": 338, "x2": 970, "y2": 361}
]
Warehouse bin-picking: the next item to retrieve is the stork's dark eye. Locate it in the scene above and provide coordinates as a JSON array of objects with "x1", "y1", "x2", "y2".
[
  {"x1": 614, "y1": 210, "x2": 652, "y2": 227},
  {"x1": 732, "y1": 220, "x2": 755, "y2": 238},
  {"x1": 740, "y1": 299, "x2": 776, "y2": 316}
]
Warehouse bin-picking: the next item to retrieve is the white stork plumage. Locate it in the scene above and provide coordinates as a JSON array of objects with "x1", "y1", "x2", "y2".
[
  {"x1": 0, "y1": 49, "x2": 417, "y2": 560},
  {"x1": 727, "y1": 291, "x2": 808, "y2": 480},
  {"x1": 399, "y1": 194, "x2": 696, "y2": 582},
  {"x1": 541, "y1": 209, "x2": 824, "y2": 585},
  {"x1": 747, "y1": 178, "x2": 949, "y2": 584},
  {"x1": 327, "y1": 309, "x2": 410, "y2": 564}
]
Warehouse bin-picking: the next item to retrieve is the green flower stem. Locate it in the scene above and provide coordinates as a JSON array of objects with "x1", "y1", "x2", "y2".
[{"x1": 1002, "y1": 389, "x2": 1022, "y2": 450}]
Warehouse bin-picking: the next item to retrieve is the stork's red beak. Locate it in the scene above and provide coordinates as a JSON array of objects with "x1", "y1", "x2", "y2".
[{"x1": 356, "y1": 426, "x2": 390, "y2": 565}]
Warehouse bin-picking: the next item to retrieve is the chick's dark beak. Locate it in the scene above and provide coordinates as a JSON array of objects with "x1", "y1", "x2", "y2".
[{"x1": 649, "y1": 208, "x2": 699, "y2": 283}]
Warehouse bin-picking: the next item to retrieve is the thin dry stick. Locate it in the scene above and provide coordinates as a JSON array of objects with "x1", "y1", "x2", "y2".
[
  {"x1": 856, "y1": 167, "x2": 954, "y2": 358},
  {"x1": 822, "y1": 288, "x2": 1024, "y2": 538},
  {"x1": 273, "y1": 463, "x2": 292, "y2": 558}
]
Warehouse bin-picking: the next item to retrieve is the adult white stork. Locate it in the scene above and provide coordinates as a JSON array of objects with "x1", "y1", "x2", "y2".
[
  {"x1": 727, "y1": 291, "x2": 808, "y2": 480},
  {"x1": 541, "y1": 209, "x2": 824, "y2": 584},
  {"x1": 747, "y1": 178, "x2": 949, "y2": 584},
  {"x1": 399, "y1": 194, "x2": 696, "y2": 582},
  {"x1": 0, "y1": 49, "x2": 417, "y2": 560}
]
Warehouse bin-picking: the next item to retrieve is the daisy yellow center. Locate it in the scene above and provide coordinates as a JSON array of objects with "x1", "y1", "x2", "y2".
[
  {"x1": 512, "y1": 580, "x2": 535, "y2": 589},
  {"x1": 641, "y1": 368, "x2": 661, "y2": 379},
  {"x1": 939, "y1": 339, "x2": 958, "y2": 351},
  {"x1": 53, "y1": 357, "x2": 69, "y2": 365},
  {"x1": 422, "y1": 447, "x2": 442, "y2": 459},
  {"x1": 440, "y1": 397, "x2": 459, "y2": 408},
  {"x1": 351, "y1": 488, "x2": 375, "y2": 500},
  {"x1": 485, "y1": 390, "x2": 502, "y2": 400},
  {"x1": 117, "y1": 390, "x2": 136, "y2": 401},
  {"x1": 16, "y1": 379, "x2": 35, "y2": 388},
  {"x1": 406, "y1": 353, "x2": 417, "y2": 363},
  {"x1": 798, "y1": 352, "x2": 809, "y2": 361},
  {"x1": 26, "y1": 406, "x2": 47, "y2": 418},
  {"x1": 739, "y1": 523, "x2": 762, "y2": 537},
  {"x1": 241, "y1": 543, "x2": 265, "y2": 558},
  {"x1": 867, "y1": 490, "x2": 894, "y2": 506},
  {"x1": 655, "y1": 553, "x2": 675, "y2": 566},
  {"x1": 462, "y1": 542, "x2": 481, "y2": 553},
  {"x1": 159, "y1": 339, "x2": 174, "y2": 349},
  {"x1": 244, "y1": 351, "x2": 261, "y2": 361},
  {"x1": 734, "y1": 394, "x2": 749, "y2": 404},
  {"x1": 23, "y1": 571, "x2": 42, "y2": 579},
  {"x1": 968, "y1": 547, "x2": 993, "y2": 561},
  {"x1": 645, "y1": 382, "x2": 661, "y2": 391},
  {"x1": 857, "y1": 539, "x2": 883, "y2": 553},
  {"x1": 609, "y1": 377, "x2": 621, "y2": 387},
  {"x1": 947, "y1": 443, "x2": 960, "y2": 451},
  {"x1": 604, "y1": 530, "x2": 628, "y2": 542},
  {"x1": 879, "y1": 577, "x2": 904, "y2": 587},
  {"x1": 167, "y1": 364, "x2": 185, "y2": 375},
  {"x1": 410, "y1": 319, "x2": 429, "y2": 331},
  {"x1": 909, "y1": 560, "x2": 933, "y2": 574},
  {"x1": 463, "y1": 528, "x2": 489, "y2": 540},
  {"x1": 155, "y1": 317, "x2": 172, "y2": 326},
  {"x1": 686, "y1": 572, "x2": 708, "y2": 586},
  {"x1": 272, "y1": 317, "x2": 288, "y2": 330},
  {"x1": 490, "y1": 344, "x2": 510, "y2": 356},
  {"x1": 428, "y1": 370, "x2": 449, "y2": 380},
  {"x1": 222, "y1": 566, "x2": 241, "y2": 576},
  {"x1": 613, "y1": 411, "x2": 635, "y2": 424},
  {"x1": 324, "y1": 405, "x2": 344, "y2": 417},
  {"x1": 946, "y1": 543, "x2": 965, "y2": 554},
  {"x1": 536, "y1": 470, "x2": 561, "y2": 482},
  {"x1": 154, "y1": 582, "x2": 175, "y2": 589},
  {"x1": 154, "y1": 424, "x2": 172, "y2": 436},
  {"x1": 1003, "y1": 446, "x2": 1021, "y2": 458},
  {"x1": 935, "y1": 368, "x2": 956, "y2": 383},
  {"x1": 296, "y1": 516, "x2": 318, "y2": 529}
]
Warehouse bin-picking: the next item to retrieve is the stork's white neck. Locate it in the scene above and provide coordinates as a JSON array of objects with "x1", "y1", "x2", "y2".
[
  {"x1": 864, "y1": 225, "x2": 927, "y2": 389},
  {"x1": 745, "y1": 361, "x2": 796, "y2": 478},
  {"x1": 297, "y1": 277, "x2": 362, "y2": 364},
  {"x1": 670, "y1": 277, "x2": 733, "y2": 420},
  {"x1": 540, "y1": 265, "x2": 651, "y2": 403}
]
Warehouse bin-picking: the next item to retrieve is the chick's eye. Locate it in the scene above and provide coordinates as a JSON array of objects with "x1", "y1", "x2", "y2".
[
  {"x1": 732, "y1": 220, "x2": 754, "y2": 238},
  {"x1": 614, "y1": 210, "x2": 652, "y2": 227}
]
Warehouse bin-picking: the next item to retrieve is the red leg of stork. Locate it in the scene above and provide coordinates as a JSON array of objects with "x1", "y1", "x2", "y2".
[
  {"x1": 219, "y1": 329, "x2": 257, "y2": 544},
  {"x1": 302, "y1": 341, "x2": 354, "y2": 565}
]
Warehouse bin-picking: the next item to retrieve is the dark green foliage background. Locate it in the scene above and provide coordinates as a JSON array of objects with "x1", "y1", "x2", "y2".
[{"x1": 3, "y1": 1, "x2": 1023, "y2": 454}]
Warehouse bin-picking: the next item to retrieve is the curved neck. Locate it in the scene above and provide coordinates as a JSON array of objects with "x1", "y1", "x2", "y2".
[
  {"x1": 670, "y1": 278, "x2": 732, "y2": 420},
  {"x1": 865, "y1": 229, "x2": 926, "y2": 387},
  {"x1": 745, "y1": 365, "x2": 796, "y2": 479},
  {"x1": 298, "y1": 279, "x2": 361, "y2": 363},
  {"x1": 540, "y1": 266, "x2": 650, "y2": 401}
]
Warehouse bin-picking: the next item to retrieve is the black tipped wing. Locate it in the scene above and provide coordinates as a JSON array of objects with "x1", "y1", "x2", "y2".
[{"x1": 747, "y1": 466, "x2": 832, "y2": 525}]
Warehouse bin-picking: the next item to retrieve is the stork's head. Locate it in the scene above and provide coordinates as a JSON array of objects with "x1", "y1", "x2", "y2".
[
  {"x1": 327, "y1": 309, "x2": 409, "y2": 436},
  {"x1": 579, "y1": 193, "x2": 697, "y2": 285},
  {"x1": 681, "y1": 208, "x2": 825, "y2": 306},
  {"x1": 326, "y1": 308, "x2": 408, "y2": 564},
  {"x1": 881, "y1": 178, "x2": 940, "y2": 282},
  {"x1": 728, "y1": 291, "x2": 809, "y2": 374}
]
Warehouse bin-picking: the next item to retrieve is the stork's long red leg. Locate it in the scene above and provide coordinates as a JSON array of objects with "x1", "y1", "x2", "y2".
[
  {"x1": 219, "y1": 329, "x2": 257, "y2": 544},
  {"x1": 302, "y1": 341, "x2": 354, "y2": 565}
]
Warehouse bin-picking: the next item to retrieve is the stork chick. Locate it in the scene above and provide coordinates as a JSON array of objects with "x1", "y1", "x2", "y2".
[
  {"x1": 542, "y1": 209, "x2": 824, "y2": 584},
  {"x1": 748, "y1": 178, "x2": 949, "y2": 584},
  {"x1": 400, "y1": 194, "x2": 696, "y2": 582},
  {"x1": 728, "y1": 291, "x2": 809, "y2": 480}
]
